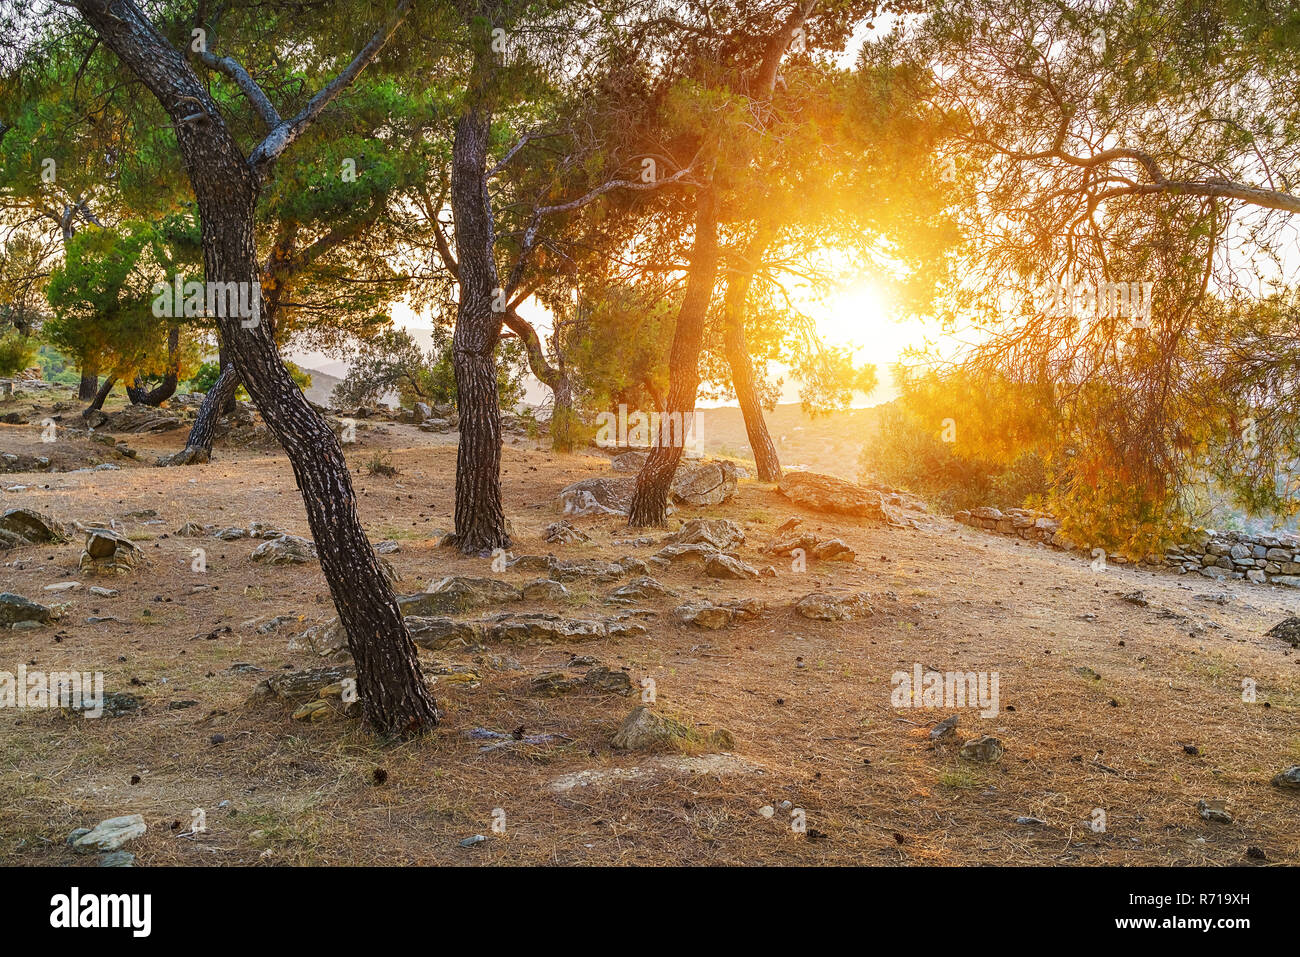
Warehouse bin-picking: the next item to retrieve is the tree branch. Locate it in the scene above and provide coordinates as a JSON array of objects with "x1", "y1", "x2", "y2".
[
  {"x1": 194, "y1": 50, "x2": 282, "y2": 131},
  {"x1": 247, "y1": 0, "x2": 411, "y2": 172}
]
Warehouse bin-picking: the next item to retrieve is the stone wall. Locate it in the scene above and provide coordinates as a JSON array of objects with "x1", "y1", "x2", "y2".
[{"x1": 953, "y1": 506, "x2": 1300, "y2": 589}]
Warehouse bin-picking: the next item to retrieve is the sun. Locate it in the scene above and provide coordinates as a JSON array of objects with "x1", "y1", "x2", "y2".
[{"x1": 813, "y1": 279, "x2": 927, "y2": 367}]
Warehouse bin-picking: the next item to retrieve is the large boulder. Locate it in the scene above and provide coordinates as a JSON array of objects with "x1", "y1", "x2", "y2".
[
  {"x1": 609, "y1": 451, "x2": 648, "y2": 473},
  {"x1": 777, "y1": 471, "x2": 891, "y2": 520},
  {"x1": 558, "y1": 477, "x2": 633, "y2": 516},
  {"x1": 671, "y1": 461, "x2": 739, "y2": 507}
]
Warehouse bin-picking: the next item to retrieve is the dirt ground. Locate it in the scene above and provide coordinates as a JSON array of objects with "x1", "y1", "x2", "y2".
[{"x1": 1, "y1": 392, "x2": 1298, "y2": 866}]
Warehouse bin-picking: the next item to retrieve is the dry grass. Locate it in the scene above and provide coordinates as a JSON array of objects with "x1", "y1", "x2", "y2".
[{"x1": 1, "y1": 396, "x2": 1298, "y2": 866}]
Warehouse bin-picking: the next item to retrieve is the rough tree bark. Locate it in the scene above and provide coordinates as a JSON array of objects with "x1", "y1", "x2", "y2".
[
  {"x1": 446, "y1": 107, "x2": 510, "y2": 554},
  {"x1": 161, "y1": 363, "x2": 239, "y2": 465},
  {"x1": 77, "y1": 365, "x2": 99, "y2": 401},
  {"x1": 722, "y1": 226, "x2": 782, "y2": 481},
  {"x1": 71, "y1": 0, "x2": 436, "y2": 737},
  {"x1": 628, "y1": 186, "x2": 721, "y2": 526}
]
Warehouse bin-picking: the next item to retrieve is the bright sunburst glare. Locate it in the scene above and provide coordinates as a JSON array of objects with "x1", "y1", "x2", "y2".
[{"x1": 815, "y1": 279, "x2": 932, "y2": 368}]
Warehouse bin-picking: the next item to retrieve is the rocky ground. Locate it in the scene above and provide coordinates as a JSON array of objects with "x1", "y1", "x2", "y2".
[{"x1": 1, "y1": 389, "x2": 1299, "y2": 866}]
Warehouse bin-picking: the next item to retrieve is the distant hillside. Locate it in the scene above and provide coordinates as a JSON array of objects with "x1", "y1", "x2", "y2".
[
  {"x1": 300, "y1": 367, "x2": 343, "y2": 408},
  {"x1": 693, "y1": 403, "x2": 887, "y2": 482}
]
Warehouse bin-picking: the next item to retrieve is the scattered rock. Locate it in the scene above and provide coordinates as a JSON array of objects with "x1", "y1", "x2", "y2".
[
  {"x1": 78, "y1": 526, "x2": 143, "y2": 574},
  {"x1": 794, "y1": 592, "x2": 873, "y2": 621},
  {"x1": 960, "y1": 735, "x2": 1005, "y2": 763},
  {"x1": 611, "y1": 705, "x2": 734, "y2": 753},
  {"x1": 407, "y1": 616, "x2": 484, "y2": 651},
  {"x1": 1271, "y1": 766, "x2": 1300, "y2": 790},
  {"x1": 42, "y1": 581, "x2": 81, "y2": 593},
  {"x1": 530, "y1": 665, "x2": 633, "y2": 697},
  {"x1": 558, "y1": 477, "x2": 633, "y2": 516},
  {"x1": 705, "y1": 553, "x2": 762, "y2": 580},
  {"x1": 811, "y1": 539, "x2": 856, "y2": 562},
  {"x1": 69, "y1": 815, "x2": 146, "y2": 854},
  {"x1": 0, "y1": 592, "x2": 54, "y2": 627},
  {"x1": 651, "y1": 542, "x2": 720, "y2": 566},
  {"x1": 1197, "y1": 798, "x2": 1234, "y2": 824},
  {"x1": 673, "y1": 599, "x2": 761, "y2": 629},
  {"x1": 407, "y1": 576, "x2": 523, "y2": 614},
  {"x1": 250, "y1": 534, "x2": 318, "y2": 565},
  {"x1": 485, "y1": 613, "x2": 607, "y2": 644},
  {"x1": 544, "y1": 520, "x2": 590, "y2": 544},
  {"x1": 0, "y1": 507, "x2": 67, "y2": 548},
  {"x1": 249, "y1": 666, "x2": 355, "y2": 703},
  {"x1": 1265, "y1": 617, "x2": 1300, "y2": 648},
  {"x1": 522, "y1": 578, "x2": 568, "y2": 601},
  {"x1": 663, "y1": 517, "x2": 746, "y2": 551},
  {"x1": 609, "y1": 576, "x2": 674, "y2": 602},
  {"x1": 929, "y1": 714, "x2": 959, "y2": 740},
  {"x1": 547, "y1": 558, "x2": 627, "y2": 582}
]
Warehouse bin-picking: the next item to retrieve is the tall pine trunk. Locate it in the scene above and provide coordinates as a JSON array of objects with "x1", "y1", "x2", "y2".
[
  {"x1": 77, "y1": 364, "x2": 98, "y2": 402},
  {"x1": 628, "y1": 187, "x2": 721, "y2": 526},
  {"x1": 722, "y1": 229, "x2": 782, "y2": 482},
  {"x1": 447, "y1": 108, "x2": 510, "y2": 554},
  {"x1": 74, "y1": 0, "x2": 436, "y2": 737}
]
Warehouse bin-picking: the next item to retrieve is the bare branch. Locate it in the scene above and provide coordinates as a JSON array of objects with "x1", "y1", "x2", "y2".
[{"x1": 194, "y1": 50, "x2": 282, "y2": 131}]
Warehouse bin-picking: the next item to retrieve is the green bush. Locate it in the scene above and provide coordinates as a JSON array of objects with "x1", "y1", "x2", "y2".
[{"x1": 0, "y1": 328, "x2": 37, "y2": 377}]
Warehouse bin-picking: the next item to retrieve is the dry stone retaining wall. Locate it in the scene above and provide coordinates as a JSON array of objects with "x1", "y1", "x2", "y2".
[{"x1": 954, "y1": 506, "x2": 1300, "y2": 588}]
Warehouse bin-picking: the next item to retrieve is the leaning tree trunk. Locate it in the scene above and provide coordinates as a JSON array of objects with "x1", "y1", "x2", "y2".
[
  {"x1": 81, "y1": 375, "x2": 116, "y2": 416},
  {"x1": 73, "y1": 0, "x2": 436, "y2": 737},
  {"x1": 162, "y1": 363, "x2": 239, "y2": 465},
  {"x1": 722, "y1": 229, "x2": 782, "y2": 482},
  {"x1": 629, "y1": 187, "x2": 722, "y2": 526},
  {"x1": 127, "y1": 327, "x2": 180, "y2": 406},
  {"x1": 447, "y1": 107, "x2": 510, "y2": 554}
]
